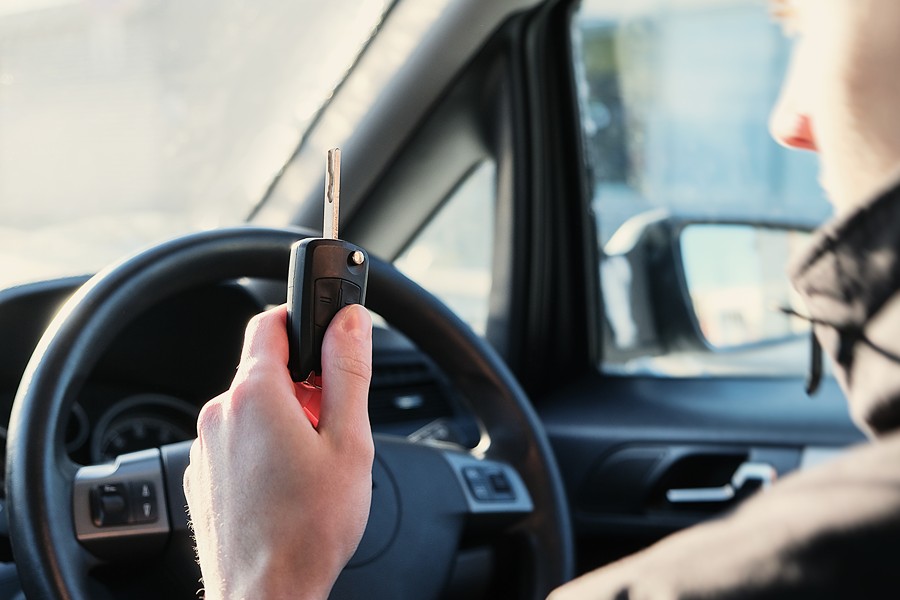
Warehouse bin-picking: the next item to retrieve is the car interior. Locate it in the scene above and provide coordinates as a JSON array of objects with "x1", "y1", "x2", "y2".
[{"x1": 0, "y1": 0, "x2": 867, "y2": 598}]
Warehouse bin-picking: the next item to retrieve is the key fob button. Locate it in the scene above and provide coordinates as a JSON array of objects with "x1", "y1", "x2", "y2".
[
  {"x1": 341, "y1": 281, "x2": 361, "y2": 306},
  {"x1": 314, "y1": 278, "x2": 342, "y2": 327}
]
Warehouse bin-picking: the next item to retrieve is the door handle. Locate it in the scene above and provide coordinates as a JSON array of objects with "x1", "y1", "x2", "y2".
[{"x1": 665, "y1": 462, "x2": 776, "y2": 504}]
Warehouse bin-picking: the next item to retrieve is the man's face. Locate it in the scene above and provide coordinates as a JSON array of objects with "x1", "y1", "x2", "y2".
[{"x1": 770, "y1": 0, "x2": 900, "y2": 213}]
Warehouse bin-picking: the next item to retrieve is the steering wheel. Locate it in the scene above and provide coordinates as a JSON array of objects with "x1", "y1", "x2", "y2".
[{"x1": 7, "y1": 227, "x2": 573, "y2": 599}]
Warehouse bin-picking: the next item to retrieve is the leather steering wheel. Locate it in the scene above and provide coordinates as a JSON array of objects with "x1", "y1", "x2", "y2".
[{"x1": 7, "y1": 227, "x2": 573, "y2": 599}]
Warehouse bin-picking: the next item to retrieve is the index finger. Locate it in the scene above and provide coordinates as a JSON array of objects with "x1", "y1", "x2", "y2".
[
  {"x1": 234, "y1": 304, "x2": 293, "y2": 389},
  {"x1": 241, "y1": 304, "x2": 289, "y2": 357}
]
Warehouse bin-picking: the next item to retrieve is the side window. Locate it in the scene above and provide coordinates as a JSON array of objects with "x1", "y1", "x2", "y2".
[
  {"x1": 572, "y1": 1, "x2": 827, "y2": 376},
  {"x1": 395, "y1": 161, "x2": 496, "y2": 336}
]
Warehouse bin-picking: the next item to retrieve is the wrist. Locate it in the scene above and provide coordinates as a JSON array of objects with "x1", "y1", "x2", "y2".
[{"x1": 201, "y1": 547, "x2": 340, "y2": 600}]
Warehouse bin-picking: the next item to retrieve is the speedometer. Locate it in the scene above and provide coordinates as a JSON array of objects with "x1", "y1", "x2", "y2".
[
  {"x1": 91, "y1": 393, "x2": 198, "y2": 464},
  {"x1": 96, "y1": 415, "x2": 194, "y2": 464}
]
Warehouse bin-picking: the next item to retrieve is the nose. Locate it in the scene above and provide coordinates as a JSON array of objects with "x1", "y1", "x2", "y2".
[
  {"x1": 769, "y1": 42, "x2": 818, "y2": 152},
  {"x1": 770, "y1": 104, "x2": 818, "y2": 152}
]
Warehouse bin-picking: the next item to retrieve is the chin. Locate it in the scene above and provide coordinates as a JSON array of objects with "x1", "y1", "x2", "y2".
[
  {"x1": 818, "y1": 168, "x2": 863, "y2": 216},
  {"x1": 817, "y1": 173, "x2": 842, "y2": 215}
]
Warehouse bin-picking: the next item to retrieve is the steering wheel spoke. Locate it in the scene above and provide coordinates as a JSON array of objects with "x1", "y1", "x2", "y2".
[
  {"x1": 440, "y1": 447, "x2": 533, "y2": 522},
  {"x1": 72, "y1": 449, "x2": 171, "y2": 561}
]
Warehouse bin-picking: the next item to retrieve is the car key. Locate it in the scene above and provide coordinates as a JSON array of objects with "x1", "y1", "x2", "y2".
[{"x1": 287, "y1": 148, "x2": 369, "y2": 385}]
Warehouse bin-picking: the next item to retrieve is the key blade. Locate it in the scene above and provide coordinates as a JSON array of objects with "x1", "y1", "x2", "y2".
[{"x1": 324, "y1": 148, "x2": 341, "y2": 239}]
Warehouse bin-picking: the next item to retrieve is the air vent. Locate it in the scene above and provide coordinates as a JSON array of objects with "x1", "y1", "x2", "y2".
[
  {"x1": 369, "y1": 386, "x2": 450, "y2": 423},
  {"x1": 369, "y1": 361, "x2": 451, "y2": 424},
  {"x1": 370, "y1": 362, "x2": 432, "y2": 388}
]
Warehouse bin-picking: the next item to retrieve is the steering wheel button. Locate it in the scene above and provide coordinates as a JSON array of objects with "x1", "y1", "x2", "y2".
[
  {"x1": 129, "y1": 481, "x2": 158, "y2": 523},
  {"x1": 470, "y1": 482, "x2": 493, "y2": 501},
  {"x1": 90, "y1": 482, "x2": 130, "y2": 527},
  {"x1": 488, "y1": 472, "x2": 514, "y2": 497},
  {"x1": 463, "y1": 467, "x2": 485, "y2": 484},
  {"x1": 101, "y1": 494, "x2": 126, "y2": 513},
  {"x1": 462, "y1": 467, "x2": 495, "y2": 501}
]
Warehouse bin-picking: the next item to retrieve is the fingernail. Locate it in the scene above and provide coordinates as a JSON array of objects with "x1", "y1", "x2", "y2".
[{"x1": 340, "y1": 305, "x2": 372, "y2": 340}]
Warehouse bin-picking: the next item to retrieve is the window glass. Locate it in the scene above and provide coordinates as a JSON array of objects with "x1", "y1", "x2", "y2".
[
  {"x1": 395, "y1": 161, "x2": 496, "y2": 336},
  {"x1": 573, "y1": 0, "x2": 827, "y2": 376}
]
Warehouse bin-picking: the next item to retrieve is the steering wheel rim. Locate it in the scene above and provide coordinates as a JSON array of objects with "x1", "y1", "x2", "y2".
[{"x1": 7, "y1": 226, "x2": 573, "y2": 599}]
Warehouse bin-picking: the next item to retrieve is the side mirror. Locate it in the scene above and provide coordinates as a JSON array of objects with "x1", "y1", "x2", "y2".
[
  {"x1": 601, "y1": 214, "x2": 815, "y2": 363},
  {"x1": 679, "y1": 223, "x2": 811, "y2": 349}
]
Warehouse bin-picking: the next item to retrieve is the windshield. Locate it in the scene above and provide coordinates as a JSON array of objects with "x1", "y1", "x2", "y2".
[{"x1": 0, "y1": 0, "x2": 386, "y2": 289}]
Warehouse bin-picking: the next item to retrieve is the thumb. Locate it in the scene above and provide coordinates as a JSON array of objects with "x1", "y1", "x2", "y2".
[{"x1": 317, "y1": 304, "x2": 373, "y2": 443}]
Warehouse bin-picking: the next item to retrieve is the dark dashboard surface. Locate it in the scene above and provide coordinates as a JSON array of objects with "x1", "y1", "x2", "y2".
[{"x1": 0, "y1": 277, "x2": 475, "y2": 475}]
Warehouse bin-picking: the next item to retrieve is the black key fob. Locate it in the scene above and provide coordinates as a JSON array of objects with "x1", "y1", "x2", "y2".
[{"x1": 287, "y1": 238, "x2": 369, "y2": 381}]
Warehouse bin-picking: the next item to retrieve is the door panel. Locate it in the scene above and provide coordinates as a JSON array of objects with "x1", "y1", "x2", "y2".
[{"x1": 539, "y1": 375, "x2": 864, "y2": 572}]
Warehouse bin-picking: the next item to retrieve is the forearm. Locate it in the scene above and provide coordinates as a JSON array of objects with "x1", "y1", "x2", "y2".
[{"x1": 200, "y1": 549, "x2": 339, "y2": 600}]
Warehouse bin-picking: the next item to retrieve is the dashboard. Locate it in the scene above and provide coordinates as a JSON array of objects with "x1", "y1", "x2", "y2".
[{"x1": 0, "y1": 276, "x2": 478, "y2": 503}]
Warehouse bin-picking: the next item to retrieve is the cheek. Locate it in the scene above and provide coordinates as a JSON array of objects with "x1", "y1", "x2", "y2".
[{"x1": 813, "y1": 1, "x2": 900, "y2": 205}]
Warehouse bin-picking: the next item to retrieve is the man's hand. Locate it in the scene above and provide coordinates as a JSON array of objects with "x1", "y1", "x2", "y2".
[{"x1": 183, "y1": 304, "x2": 374, "y2": 600}]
